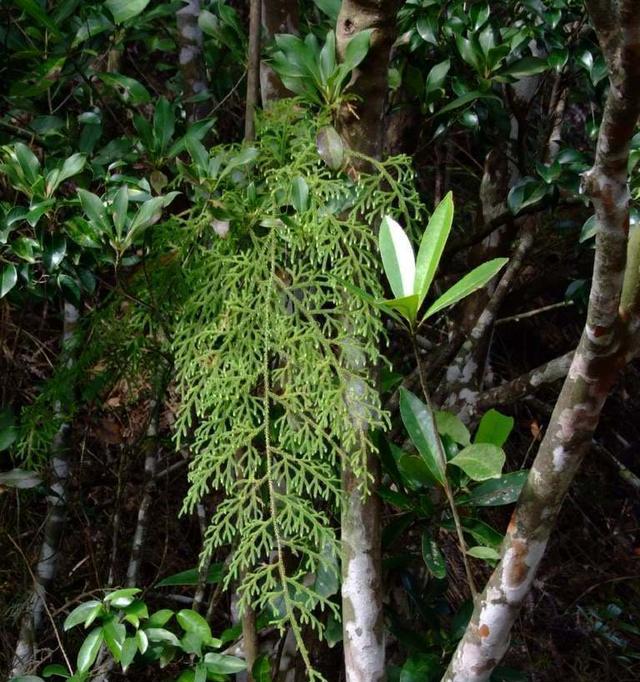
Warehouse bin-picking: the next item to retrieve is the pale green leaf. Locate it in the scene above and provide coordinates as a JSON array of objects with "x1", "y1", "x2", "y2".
[
  {"x1": 423, "y1": 257, "x2": 508, "y2": 320},
  {"x1": 415, "y1": 191, "x2": 453, "y2": 307},
  {"x1": 76, "y1": 627, "x2": 103, "y2": 673},
  {"x1": 449, "y1": 443, "x2": 505, "y2": 481},
  {"x1": 379, "y1": 215, "x2": 415, "y2": 299},
  {"x1": 106, "y1": 0, "x2": 150, "y2": 24}
]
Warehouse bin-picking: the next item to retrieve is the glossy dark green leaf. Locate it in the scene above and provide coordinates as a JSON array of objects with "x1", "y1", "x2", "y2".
[
  {"x1": 120, "y1": 637, "x2": 137, "y2": 672},
  {"x1": 316, "y1": 126, "x2": 344, "y2": 170},
  {"x1": 399, "y1": 388, "x2": 446, "y2": 485},
  {"x1": 156, "y1": 563, "x2": 224, "y2": 587},
  {"x1": 153, "y1": 97, "x2": 175, "y2": 153},
  {"x1": 42, "y1": 234, "x2": 66, "y2": 271},
  {"x1": 459, "y1": 470, "x2": 528, "y2": 507},
  {"x1": 341, "y1": 29, "x2": 373, "y2": 72},
  {"x1": 42, "y1": 663, "x2": 70, "y2": 678},
  {"x1": 291, "y1": 176, "x2": 309, "y2": 213},
  {"x1": 64, "y1": 601, "x2": 103, "y2": 631},
  {"x1": 103, "y1": 618, "x2": 126, "y2": 660},
  {"x1": 76, "y1": 627, "x2": 103, "y2": 673},
  {"x1": 204, "y1": 652, "x2": 247, "y2": 674},
  {"x1": 421, "y1": 531, "x2": 446, "y2": 579},
  {"x1": 1, "y1": 263, "x2": 18, "y2": 298},
  {"x1": 14, "y1": 0, "x2": 62, "y2": 37},
  {"x1": 177, "y1": 609, "x2": 212, "y2": 642},
  {"x1": 400, "y1": 653, "x2": 441, "y2": 682},
  {"x1": 104, "y1": 587, "x2": 141, "y2": 608},
  {"x1": 500, "y1": 56, "x2": 548, "y2": 79}
]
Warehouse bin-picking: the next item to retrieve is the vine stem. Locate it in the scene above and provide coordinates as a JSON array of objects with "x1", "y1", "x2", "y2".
[
  {"x1": 262, "y1": 232, "x2": 316, "y2": 678},
  {"x1": 411, "y1": 333, "x2": 478, "y2": 601}
]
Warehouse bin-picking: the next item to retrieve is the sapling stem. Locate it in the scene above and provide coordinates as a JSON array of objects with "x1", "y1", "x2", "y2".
[{"x1": 411, "y1": 333, "x2": 478, "y2": 600}]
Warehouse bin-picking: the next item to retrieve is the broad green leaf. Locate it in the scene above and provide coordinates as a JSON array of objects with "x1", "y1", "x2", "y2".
[
  {"x1": 397, "y1": 453, "x2": 439, "y2": 489},
  {"x1": 14, "y1": 0, "x2": 62, "y2": 37},
  {"x1": 312, "y1": 0, "x2": 340, "y2": 21},
  {"x1": 381, "y1": 294, "x2": 419, "y2": 325},
  {"x1": 106, "y1": 0, "x2": 150, "y2": 24},
  {"x1": 143, "y1": 627, "x2": 181, "y2": 647},
  {"x1": 123, "y1": 599, "x2": 149, "y2": 627},
  {"x1": 438, "y1": 91, "x2": 501, "y2": 115},
  {"x1": 425, "y1": 59, "x2": 450, "y2": 99},
  {"x1": 103, "y1": 618, "x2": 126, "y2": 660},
  {"x1": 435, "y1": 410, "x2": 470, "y2": 446},
  {"x1": 204, "y1": 652, "x2": 247, "y2": 674},
  {"x1": 291, "y1": 176, "x2": 309, "y2": 213},
  {"x1": 421, "y1": 531, "x2": 446, "y2": 579},
  {"x1": 475, "y1": 409, "x2": 514, "y2": 448},
  {"x1": 136, "y1": 628, "x2": 149, "y2": 653},
  {"x1": 64, "y1": 217, "x2": 102, "y2": 249},
  {"x1": 42, "y1": 664, "x2": 70, "y2": 678},
  {"x1": 449, "y1": 443, "x2": 505, "y2": 481},
  {"x1": 64, "y1": 601, "x2": 103, "y2": 631},
  {"x1": 14, "y1": 143, "x2": 41, "y2": 185},
  {"x1": 415, "y1": 191, "x2": 453, "y2": 307},
  {"x1": 156, "y1": 564, "x2": 223, "y2": 587},
  {"x1": 76, "y1": 627, "x2": 103, "y2": 673},
  {"x1": 460, "y1": 517, "x2": 503, "y2": 550},
  {"x1": 1, "y1": 263, "x2": 18, "y2": 298},
  {"x1": 500, "y1": 56, "x2": 548, "y2": 79},
  {"x1": 379, "y1": 216, "x2": 415, "y2": 299},
  {"x1": 177, "y1": 609, "x2": 212, "y2": 642},
  {"x1": 112, "y1": 186, "x2": 129, "y2": 239},
  {"x1": 399, "y1": 388, "x2": 446, "y2": 486},
  {"x1": 423, "y1": 258, "x2": 508, "y2": 320},
  {"x1": 416, "y1": 16, "x2": 437, "y2": 45},
  {"x1": 26, "y1": 199, "x2": 55, "y2": 227},
  {"x1": 252, "y1": 655, "x2": 273, "y2": 682},
  {"x1": 341, "y1": 29, "x2": 373, "y2": 72},
  {"x1": 98, "y1": 73, "x2": 150, "y2": 105},
  {"x1": 78, "y1": 189, "x2": 110, "y2": 232},
  {"x1": 153, "y1": 97, "x2": 175, "y2": 153},
  {"x1": 43, "y1": 235, "x2": 66, "y2": 271},
  {"x1": 11, "y1": 237, "x2": 37, "y2": 263},
  {"x1": 467, "y1": 546, "x2": 500, "y2": 561},
  {"x1": 47, "y1": 153, "x2": 85, "y2": 195},
  {"x1": 120, "y1": 637, "x2": 137, "y2": 672},
  {"x1": 316, "y1": 126, "x2": 344, "y2": 170},
  {"x1": 459, "y1": 470, "x2": 528, "y2": 506},
  {"x1": 104, "y1": 587, "x2": 140, "y2": 608},
  {"x1": 580, "y1": 215, "x2": 597, "y2": 243}
]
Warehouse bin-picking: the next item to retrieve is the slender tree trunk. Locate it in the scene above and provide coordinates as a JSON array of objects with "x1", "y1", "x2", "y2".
[
  {"x1": 177, "y1": 0, "x2": 210, "y2": 121},
  {"x1": 11, "y1": 303, "x2": 79, "y2": 677},
  {"x1": 443, "y1": 3, "x2": 640, "y2": 677},
  {"x1": 335, "y1": 2, "x2": 400, "y2": 680},
  {"x1": 260, "y1": 0, "x2": 299, "y2": 105},
  {"x1": 244, "y1": 0, "x2": 262, "y2": 141}
]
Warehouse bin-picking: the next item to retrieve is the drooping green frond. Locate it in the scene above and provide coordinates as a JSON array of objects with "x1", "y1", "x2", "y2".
[{"x1": 172, "y1": 101, "x2": 424, "y2": 669}]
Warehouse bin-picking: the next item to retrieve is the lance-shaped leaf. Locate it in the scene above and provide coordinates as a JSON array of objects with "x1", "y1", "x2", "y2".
[
  {"x1": 415, "y1": 191, "x2": 454, "y2": 307},
  {"x1": 399, "y1": 388, "x2": 446, "y2": 486},
  {"x1": 381, "y1": 294, "x2": 419, "y2": 325},
  {"x1": 423, "y1": 257, "x2": 507, "y2": 320},
  {"x1": 379, "y1": 215, "x2": 415, "y2": 299}
]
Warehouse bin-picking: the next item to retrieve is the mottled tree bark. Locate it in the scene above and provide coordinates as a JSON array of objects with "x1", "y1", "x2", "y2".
[
  {"x1": 335, "y1": 2, "x2": 400, "y2": 680},
  {"x1": 11, "y1": 303, "x2": 78, "y2": 677},
  {"x1": 177, "y1": 0, "x2": 210, "y2": 122},
  {"x1": 244, "y1": 0, "x2": 262, "y2": 141},
  {"x1": 443, "y1": 3, "x2": 640, "y2": 678}
]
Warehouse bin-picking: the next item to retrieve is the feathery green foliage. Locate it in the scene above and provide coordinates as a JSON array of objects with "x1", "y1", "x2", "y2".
[{"x1": 172, "y1": 100, "x2": 423, "y2": 667}]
